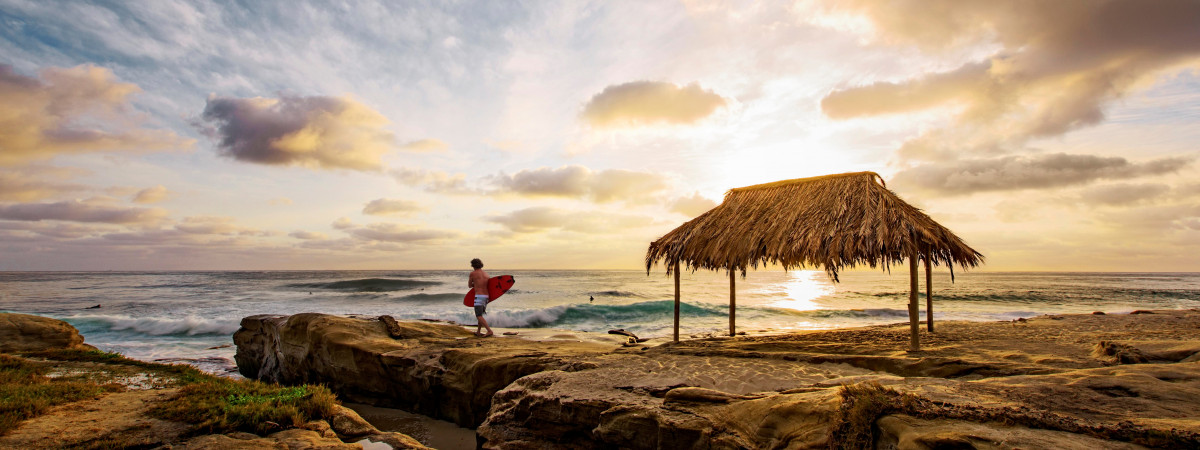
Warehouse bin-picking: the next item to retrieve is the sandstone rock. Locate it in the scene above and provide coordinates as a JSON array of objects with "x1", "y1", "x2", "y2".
[
  {"x1": 0, "y1": 313, "x2": 88, "y2": 353},
  {"x1": 877, "y1": 414, "x2": 1145, "y2": 450},
  {"x1": 301, "y1": 420, "x2": 338, "y2": 439},
  {"x1": 233, "y1": 313, "x2": 614, "y2": 427},
  {"x1": 267, "y1": 428, "x2": 359, "y2": 449},
  {"x1": 328, "y1": 404, "x2": 379, "y2": 438},
  {"x1": 235, "y1": 312, "x2": 1200, "y2": 449},
  {"x1": 360, "y1": 432, "x2": 433, "y2": 449},
  {"x1": 1094, "y1": 341, "x2": 1149, "y2": 364},
  {"x1": 184, "y1": 433, "x2": 285, "y2": 449}
]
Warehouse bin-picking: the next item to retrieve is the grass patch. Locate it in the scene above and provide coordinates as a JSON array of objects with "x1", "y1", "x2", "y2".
[
  {"x1": 825, "y1": 382, "x2": 1200, "y2": 449},
  {"x1": 4, "y1": 349, "x2": 339, "y2": 439},
  {"x1": 0, "y1": 354, "x2": 122, "y2": 436},
  {"x1": 148, "y1": 377, "x2": 337, "y2": 436}
]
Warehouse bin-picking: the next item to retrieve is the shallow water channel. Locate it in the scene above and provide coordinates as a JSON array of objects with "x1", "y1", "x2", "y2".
[{"x1": 346, "y1": 402, "x2": 477, "y2": 450}]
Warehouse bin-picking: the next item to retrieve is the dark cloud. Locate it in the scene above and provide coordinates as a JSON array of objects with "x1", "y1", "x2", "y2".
[
  {"x1": 486, "y1": 206, "x2": 655, "y2": 234},
  {"x1": 891, "y1": 153, "x2": 1188, "y2": 195},
  {"x1": 197, "y1": 95, "x2": 396, "y2": 171},
  {"x1": 668, "y1": 192, "x2": 718, "y2": 216},
  {"x1": 581, "y1": 81, "x2": 727, "y2": 127},
  {"x1": 820, "y1": 0, "x2": 1200, "y2": 160},
  {"x1": 0, "y1": 200, "x2": 168, "y2": 225},
  {"x1": 489, "y1": 165, "x2": 669, "y2": 203},
  {"x1": 362, "y1": 198, "x2": 426, "y2": 216},
  {"x1": 0, "y1": 64, "x2": 191, "y2": 166}
]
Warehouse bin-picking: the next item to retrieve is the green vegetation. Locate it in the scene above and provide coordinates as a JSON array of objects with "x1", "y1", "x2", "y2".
[
  {"x1": 149, "y1": 376, "x2": 337, "y2": 436},
  {"x1": 2, "y1": 349, "x2": 337, "y2": 438},
  {"x1": 0, "y1": 354, "x2": 122, "y2": 435}
]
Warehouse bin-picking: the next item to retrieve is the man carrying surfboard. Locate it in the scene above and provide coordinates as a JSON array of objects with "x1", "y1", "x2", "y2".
[{"x1": 468, "y1": 258, "x2": 494, "y2": 337}]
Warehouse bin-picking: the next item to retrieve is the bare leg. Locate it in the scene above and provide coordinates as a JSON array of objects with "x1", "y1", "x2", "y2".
[{"x1": 477, "y1": 315, "x2": 493, "y2": 337}]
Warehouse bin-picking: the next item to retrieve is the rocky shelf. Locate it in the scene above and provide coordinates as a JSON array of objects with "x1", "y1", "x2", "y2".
[{"x1": 233, "y1": 310, "x2": 1200, "y2": 449}]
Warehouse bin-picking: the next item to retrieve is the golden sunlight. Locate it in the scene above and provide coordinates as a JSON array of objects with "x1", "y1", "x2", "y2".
[{"x1": 772, "y1": 270, "x2": 836, "y2": 311}]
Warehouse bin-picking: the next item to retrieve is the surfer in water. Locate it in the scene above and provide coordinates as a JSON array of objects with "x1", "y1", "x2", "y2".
[{"x1": 469, "y1": 258, "x2": 494, "y2": 337}]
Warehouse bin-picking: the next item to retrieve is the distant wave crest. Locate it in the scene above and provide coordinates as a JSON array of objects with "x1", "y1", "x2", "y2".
[
  {"x1": 591, "y1": 290, "x2": 643, "y2": 298},
  {"x1": 69, "y1": 314, "x2": 239, "y2": 336},
  {"x1": 483, "y1": 300, "x2": 726, "y2": 328},
  {"x1": 288, "y1": 278, "x2": 440, "y2": 292},
  {"x1": 397, "y1": 292, "x2": 462, "y2": 302}
]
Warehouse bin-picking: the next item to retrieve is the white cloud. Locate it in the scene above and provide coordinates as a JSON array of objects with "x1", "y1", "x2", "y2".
[
  {"x1": 581, "y1": 81, "x2": 727, "y2": 127},
  {"x1": 0, "y1": 64, "x2": 192, "y2": 166},
  {"x1": 132, "y1": 185, "x2": 170, "y2": 204},
  {"x1": 362, "y1": 198, "x2": 426, "y2": 216}
]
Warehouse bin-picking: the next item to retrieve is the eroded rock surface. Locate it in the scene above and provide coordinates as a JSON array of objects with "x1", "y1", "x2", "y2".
[
  {"x1": 234, "y1": 310, "x2": 1200, "y2": 449},
  {"x1": 0, "y1": 312, "x2": 89, "y2": 353}
]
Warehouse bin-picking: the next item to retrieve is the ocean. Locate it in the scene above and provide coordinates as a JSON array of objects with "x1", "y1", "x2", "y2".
[{"x1": 2, "y1": 270, "x2": 1199, "y2": 375}]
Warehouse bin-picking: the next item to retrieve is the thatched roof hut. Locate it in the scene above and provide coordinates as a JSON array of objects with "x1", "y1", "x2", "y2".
[{"x1": 645, "y1": 171, "x2": 983, "y2": 350}]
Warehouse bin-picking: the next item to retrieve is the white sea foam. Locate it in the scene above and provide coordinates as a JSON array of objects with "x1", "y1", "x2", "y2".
[
  {"x1": 68, "y1": 314, "x2": 240, "y2": 336},
  {"x1": 476, "y1": 305, "x2": 570, "y2": 328}
]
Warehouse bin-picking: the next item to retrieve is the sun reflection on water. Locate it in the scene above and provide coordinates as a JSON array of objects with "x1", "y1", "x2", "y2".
[{"x1": 774, "y1": 270, "x2": 836, "y2": 311}]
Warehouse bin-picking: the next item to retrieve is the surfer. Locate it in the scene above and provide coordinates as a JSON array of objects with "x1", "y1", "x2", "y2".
[{"x1": 469, "y1": 258, "x2": 494, "y2": 337}]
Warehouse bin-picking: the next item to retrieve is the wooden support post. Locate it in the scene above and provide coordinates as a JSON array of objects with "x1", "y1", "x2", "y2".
[
  {"x1": 909, "y1": 247, "x2": 920, "y2": 352},
  {"x1": 925, "y1": 256, "x2": 933, "y2": 332},
  {"x1": 729, "y1": 270, "x2": 736, "y2": 337},
  {"x1": 673, "y1": 259, "x2": 681, "y2": 343}
]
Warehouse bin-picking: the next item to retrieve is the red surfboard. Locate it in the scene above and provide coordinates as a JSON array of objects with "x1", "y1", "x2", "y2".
[{"x1": 463, "y1": 275, "x2": 515, "y2": 307}]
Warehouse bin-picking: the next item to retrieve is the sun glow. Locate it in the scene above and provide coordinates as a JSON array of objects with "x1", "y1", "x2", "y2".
[{"x1": 773, "y1": 270, "x2": 836, "y2": 311}]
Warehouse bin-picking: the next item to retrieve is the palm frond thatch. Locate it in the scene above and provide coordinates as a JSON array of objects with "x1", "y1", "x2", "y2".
[{"x1": 645, "y1": 171, "x2": 983, "y2": 281}]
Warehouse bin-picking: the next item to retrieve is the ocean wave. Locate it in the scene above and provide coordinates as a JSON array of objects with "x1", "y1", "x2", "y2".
[
  {"x1": 761, "y1": 307, "x2": 910, "y2": 319},
  {"x1": 483, "y1": 300, "x2": 727, "y2": 328},
  {"x1": 67, "y1": 314, "x2": 240, "y2": 336},
  {"x1": 287, "y1": 278, "x2": 440, "y2": 292},
  {"x1": 397, "y1": 292, "x2": 462, "y2": 302},
  {"x1": 851, "y1": 288, "x2": 1200, "y2": 303},
  {"x1": 591, "y1": 290, "x2": 643, "y2": 298}
]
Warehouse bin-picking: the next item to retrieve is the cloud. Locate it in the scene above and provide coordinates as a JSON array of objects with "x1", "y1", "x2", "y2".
[
  {"x1": 818, "y1": 0, "x2": 1200, "y2": 160},
  {"x1": 486, "y1": 206, "x2": 656, "y2": 234},
  {"x1": 362, "y1": 198, "x2": 426, "y2": 216},
  {"x1": 347, "y1": 222, "x2": 459, "y2": 243},
  {"x1": 581, "y1": 81, "x2": 727, "y2": 127},
  {"x1": 0, "y1": 168, "x2": 87, "y2": 201},
  {"x1": 489, "y1": 165, "x2": 670, "y2": 203},
  {"x1": 669, "y1": 192, "x2": 718, "y2": 216},
  {"x1": 389, "y1": 167, "x2": 471, "y2": 193},
  {"x1": 175, "y1": 216, "x2": 272, "y2": 236},
  {"x1": 331, "y1": 217, "x2": 356, "y2": 230},
  {"x1": 197, "y1": 94, "x2": 396, "y2": 171},
  {"x1": 891, "y1": 153, "x2": 1188, "y2": 195},
  {"x1": 288, "y1": 230, "x2": 328, "y2": 240},
  {"x1": 1079, "y1": 183, "x2": 1171, "y2": 206},
  {"x1": 0, "y1": 64, "x2": 192, "y2": 166},
  {"x1": 268, "y1": 197, "x2": 293, "y2": 206},
  {"x1": 132, "y1": 185, "x2": 170, "y2": 204},
  {"x1": 400, "y1": 138, "x2": 448, "y2": 152},
  {"x1": 0, "y1": 199, "x2": 167, "y2": 225}
]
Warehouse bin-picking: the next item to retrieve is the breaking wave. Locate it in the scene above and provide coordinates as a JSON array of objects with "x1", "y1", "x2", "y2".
[{"x1": 287, "y1": 278, "x2": 440, "y2": 292}]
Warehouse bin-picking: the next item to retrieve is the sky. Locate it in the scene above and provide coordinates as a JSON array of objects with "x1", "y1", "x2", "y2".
[{"x1": 0, "y1": 0, "x2": 1198, "y2": 272}]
